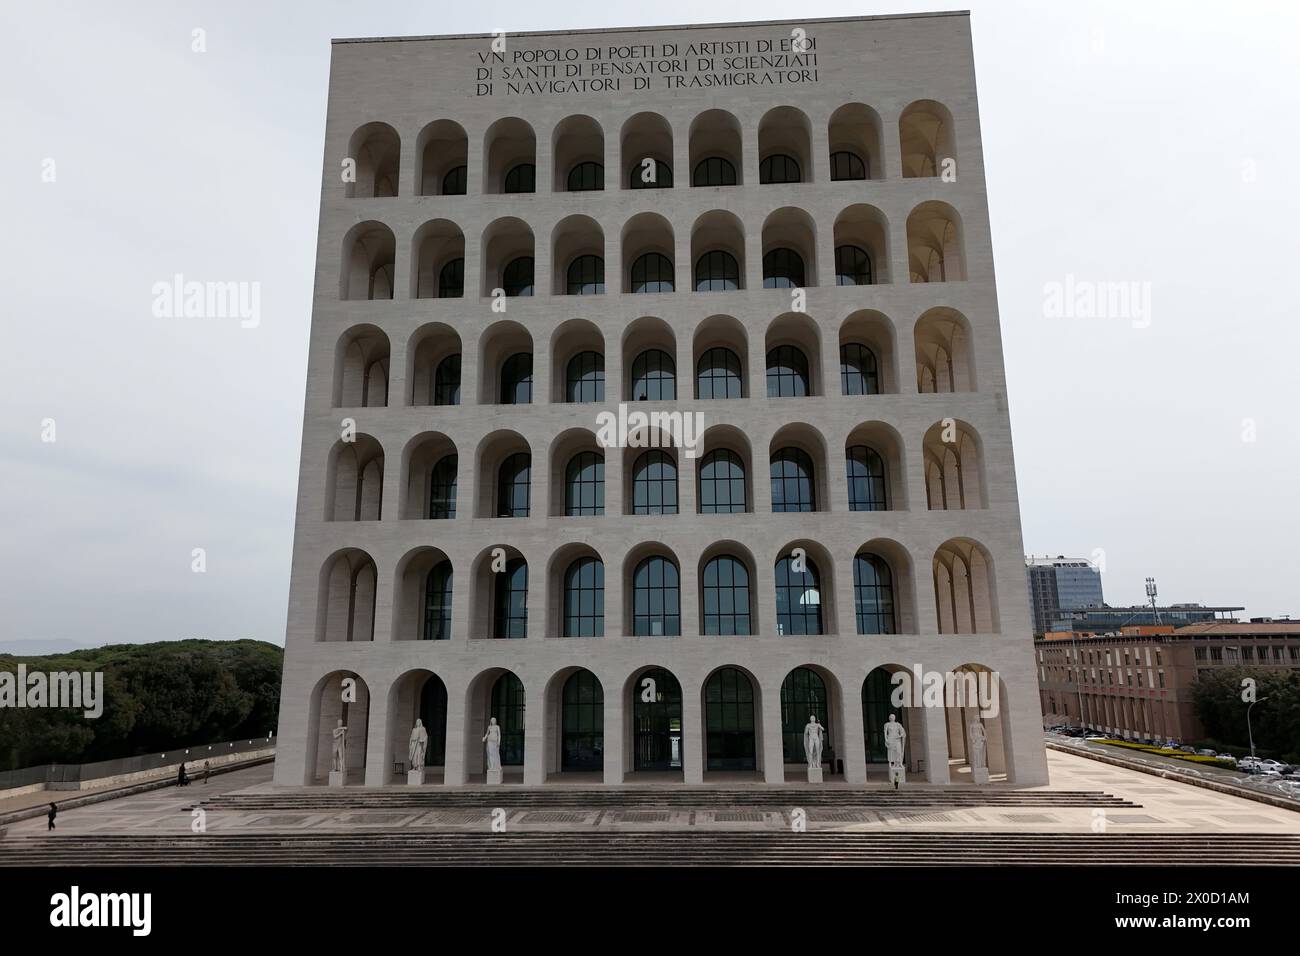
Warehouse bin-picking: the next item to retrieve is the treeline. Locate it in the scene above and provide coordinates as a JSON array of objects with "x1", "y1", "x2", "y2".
[
  {"x1": 1192, "y1": 667, "x2": 1300, "y2": 763},
  {"x1": 0, "y1": 639, "x2": 282, "y2": 772}
]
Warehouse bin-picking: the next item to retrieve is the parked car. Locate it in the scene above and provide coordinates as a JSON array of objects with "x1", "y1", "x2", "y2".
[
  {"x1": 1216, "y1": 754, "x2": 1238, "y2": 764},
  {"x1": 1085, "y1": 735, "x2": 1107, "y2": 741},
  {"x1": 1179, "y1": 745, "x2": 1198, "y2": 753},
  {"x1": 1257, "y1": 759, "x2": 1286, "y2": 771}
]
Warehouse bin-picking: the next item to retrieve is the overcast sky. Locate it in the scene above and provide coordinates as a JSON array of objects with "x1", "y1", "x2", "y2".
[{"x1": 1, "y1": 0, "x2": 1296, "y2": 648}]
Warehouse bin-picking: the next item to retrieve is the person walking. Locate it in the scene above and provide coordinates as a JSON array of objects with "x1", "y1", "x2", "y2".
[
  {"x1": 202, "y1": 761, "x2": 210, "y2": 785},
  {"x1": 47, "y1": 802, "x2": 57, "y2": 831}
]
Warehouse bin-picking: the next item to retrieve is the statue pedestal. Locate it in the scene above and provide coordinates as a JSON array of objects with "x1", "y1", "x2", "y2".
[
  {"x1": 328, "y1": 770, "x2": 345, "y2": 787},
  {"x1": 806, "y1": 766, "x2": 823, "y2": 784},
  {"x1": 407, "y1": 768, "x2": 425, "y2": 786},
  {"x1": 889, "y1": 765, "x2": 906, "y2": 787},
  {"x1": 971, "y1": 767, "x2": 990, "y2": 785},
  {"x1": 486, "y1": 768, "x2": 503, "y2": 785}
]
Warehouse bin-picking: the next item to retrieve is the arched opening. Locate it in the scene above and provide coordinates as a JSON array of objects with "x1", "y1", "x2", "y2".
[
  {"x1": 410, "y1": 219, "x2": 465, "y2": 299},
  {"x1": 552, "y1": 214, "x2": 605, "y2": 295},
  {"x1": 923, "y1": 418, "x2": 985, "y2": 510},
  {"x1": 465, "y1": 668, "x2": 526, "y2": 780},
  {"x1": 625, "y1": 545, "x2": 681, "y2": 636},
  {"x1": 833, "y1": 204, "x2": 890, "y2": 285},
  {"x1": 627, "y1": 446, "x2": 678, "y2": 515},
  {"x1": 557, "y1": 669, "x2": 604, "y2": 772},
  {"x1": 333, "y1": 325, "x2": 390, "y2": 407},
  {"x1": 944, "y1": 664, "x2": 1011, "y2": 783},
  {"x1": 899, "y1": 99, "x2": 956, "y2": 179},
  {"x1": 622, "y1": 212, "x2": 676, "y2": 294},
  {"x1": 758, "y1": 106, "x2": 812, "y2": 183},
  {"x1": 933, "y1": 538, "x2": 999, "y2": 634},
  {"x1": 405, "y1": 323, "x2": 462, "y2": 407},
  {"x1": 769, "y1": 422, "x2": 828, "y2": 513},
  {"x1": 416, "y1": 119, "x2": 468, "y2": 196},
  {"x1": 845, "y1": 420, "x2": 907, "y2": 511},
  {"x1": 703, "y1": 666, "x2": 759, "y2": 776},
  {"x1": 827, "y1": 103, "x2": 883, "y2": 181},
  {"x1": 345, "y1": 122, "x2": 400, "y2": 198},
  {"x1": 550, "y1": 319, "x2": 605, "y2": 404},
  {"x1": 325, "y1": 434, "x2": 383, "y2": 521},
  {"x1": 392, "y1": 546, "x2": 454, "y2": 642},
  {"x1": 626, "y1": 666, "x2": 683, "y2": 777},
  {"x1": 693, "y1": 314, "x2": 747, "y2": 399},
  {"x1": 480, "y1": 217, "x2": 535, "y2": 297},
  {"x1": 699, "y1": 541, "x2": 757, "y2": 635},
  {"x1": 773, "y1": 538, "x2": 836, "y2": 635},
  {"x1": 697, "y1": 425, "x2": 752, "y2": 515},
  {"x1": 623, "y1": 316, "x2": 676, "y2": 401},
  {"x1": 399, "y1": 431, "x2": 457, "y2": 520},
  {"x1": 761, "y1": 207, "x2": 817, "y2": 288},
  {"x1": 907, "y1": 201, "x2": 965, "y2": 282},
  {"x1": 386, "y1": 670, "x2": 449, "y2": 784},
  {"x1": 552, "y1": 115, "x2": 604, "y2": 192},
  {"x1": 339, "y1": 221, "x2": 395, "y2": 300},
  {"x1": 691, "y1": 210, "x2": 745, "y2": 291},
  {"x1": 478, "y1": 320, "x2": 534, "y2": 405},
  {"x1": 689, "y1": 109, "x2": 742, "y2": 186},
  {"x1": 483, "y1": 117, "x2": 536, "y2": 194},
  {"x1": 549, "y1": 428, "x2": 604, "y2": 517},
  {"x1": 620, "y1": 112, "x2": 673, "y2": 189},
  {"x1": 307, "y1": 671, "x2": 370, "y2": 784},
  {"x1": 474, "y1": 429, "x2": 532, "y2": 519},
  {"x1": 779, "y1": 666, "x2": 842, "y2": 779},
  {"x1": 856, "y1": 538, "x2": 915, "y2": 632},
  {"x1": 839, "y1": 310, "x2": 897, "y2": 394},
  {"x1": 315, "y1": 549, "x2": 377, "y2": 643},
  {"x1": 862, "y1": 665, "x2": 924, "y2": 780},
  {"x1": 765, "y1": 312, "x2": 821, "y2": 396},
  {"x1": 915, "y1": 307, "x2": 975, "y2": 392},
  {"x1": 546, "y1": 543, "x2": 605, "y2": 637}
]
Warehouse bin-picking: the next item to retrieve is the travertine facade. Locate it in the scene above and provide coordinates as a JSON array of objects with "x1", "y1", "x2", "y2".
[{"x1": 273, "y1": 12, "x2": 1049, "y2": 788}]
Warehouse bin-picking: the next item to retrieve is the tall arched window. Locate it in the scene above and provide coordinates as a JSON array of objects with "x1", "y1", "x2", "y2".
[
  {"x1": 500, "y1": 352, "x2": 533, "y2": 404},
  {"x1": 760, "y1": 153, "x2": 801, "y2": 184},
  {"x1": 632, "y1": 555, "x2": 680, "y2": 636},
  {"x1": 630, "y1": 349, "x2": 676, "y2": 401},
  {"x1": 696, "y1": 346, "x2": 743, "y2": 399},
  {"x1": 496, "y1": 453, "x2": 530, "y2": 517},
  {"x1": 694, "y1": 251, "x2": 740, "y2": 291},
  {"x1": 693, "y1": 156, "x2": 737, "y2": 187},
  {"x1": 565, "y1": 255, "x2": 605, "y2": 295},
  {"x1": 433, "y1": 354, "x2": 461, "y2": 406},
  {"x1": 770, "y1": 447, "x2": 816, "y2": 512},
  {"x1": 863, "y1": 669, "x2": 905, "y2": 762},
  {"x1": 631, "y1": 449, "x2": 678, "y2": 515},
  {"x1": 834, "y1": 245, "x2": 872, "y2": 286},
  {"x1": 429, "y1": 454, "x2": 458, "y2": 519},
  {"x1": 701, "y1": 555, "x2": 751, "y2": 635},
  {"x1": 830, "y1": 150, "x2": 867, "y2": 181},
  {"x1": 766, "y1": 345, "x2": 810, "y2": 397},
  {"x1": 846, "y1": 445, "x2": 887, "y2": 512},
  {"x1": 629, "y1": 253, "x2": 674, "y2": 293},
  {"x1": 441, "y1": 165, "x2": 468, "y2": 195},
  {"x1": 561, "y1": 670, "x2": 603, "y2": 770},
  {"x1": 698, "y1": 449, "x2": 746, "y2": 514},
  {"x1": 704, "y1": 667, "x2": 755, "y2": 770},
  {"x1": 853, "y1": 553, "x2": 897, "y2": 634},
  {"x1": 564, "y1": 351, "x2": 604, "y2": 403},
  {"x1": 840, "y1": 343, "x2": 880, "y2": 395},
  {"x1": 422, "y1": 560, "x2": 453, "y2": 640},
  {"x1": 780, "y1": 668, "x2": 829, "y2": 762},
  {"x1": 629, "y1": 159, "x2": 672, "y2": 189},
  {"x1": 775, "y1": 553, "x2": 822, "y2": 635},
  {"x1": 490, "y1": 673, "x2": 525, "y2": 764},
  {"x1": 562, "y1": 558, "x2": 604, "y2": 637},
  {"x1": 567, "y1": 161, "x2": 604, "y2": 192},
  {"x1": 438, "y1": 258, "x2": 465, "y2": 298},
  {"x1": 501, "y1": 257, "x2": 534, "y2": 297},
  {"x1": 503, "y1": 163, "x2": 535, "y2": 194},
  {"x1": 493, "y1": 559, "x2": 528, "y2": 638},
  {"x1": 633, "y1": 667, "x2": 682, "y2": 771},
  {"x1": 564, "y1": 451, "x2": 604, "y2": 516},
  {"x1": 418, "y1": 678, "x2": 448, "y2": 765},
  {"x1": 762, "y1": 248, "x2": 806, "y2": 289}
]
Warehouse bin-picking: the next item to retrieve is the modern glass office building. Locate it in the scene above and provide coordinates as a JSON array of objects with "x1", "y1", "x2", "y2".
[{"x1": 272, "y1": 12, "x2": 1049, "y2": 788}]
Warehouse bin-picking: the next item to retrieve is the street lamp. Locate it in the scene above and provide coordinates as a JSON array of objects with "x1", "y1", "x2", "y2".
[{"x1": 1247, "y1": 696, "x2": 1269, "y2": 760}]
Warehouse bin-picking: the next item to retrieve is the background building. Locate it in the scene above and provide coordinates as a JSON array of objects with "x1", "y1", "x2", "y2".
[
  {"x1": 1045, "y1": 603, "x2": 1240, "y2": 636},
  {"x1": 1025, "y1": 555, "x2": 1104, "y2": 637},
  {"x1": 1037, "y1": 621, "x2": 1300, "y2": 742},
  {"x1": 272, "y1": 12, "x2": 1049, "y2": 789}
]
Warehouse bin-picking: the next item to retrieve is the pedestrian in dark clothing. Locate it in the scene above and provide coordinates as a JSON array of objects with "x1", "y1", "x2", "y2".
[
  {"x1": 202, "y1": 761, "x2": 210, "y2": 785},
  {"x1": 177, "y1": 764, "x2": 189, "y2": 787},
  {"x1": 47, "y1": 803, "x2": 57, "y2": 830}
]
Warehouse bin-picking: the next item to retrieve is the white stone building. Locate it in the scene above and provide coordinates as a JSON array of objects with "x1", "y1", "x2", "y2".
[{"x1": 272, "y1": 12, "x2": 1049, "y2": 788}]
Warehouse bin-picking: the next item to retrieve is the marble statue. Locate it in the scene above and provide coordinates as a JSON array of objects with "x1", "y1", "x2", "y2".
[
  {"x1": 482, "y1": 717, "x2": 502, "y2": 772},
  {"x1": 330, "y1": 719, "x2": 348, "y2": 773},
  {"x1": 802, "y1": 715, "x2": 824, "y2": 769},
  {"x1": 884, "y1": 713, "x2": 906, "y2": 768},
  {"x1": 968, "y1": 721, "x2": 987, "y2": 770},
  {"x1": 408, "y1": 718, "x2": 428, "y2": 769}
]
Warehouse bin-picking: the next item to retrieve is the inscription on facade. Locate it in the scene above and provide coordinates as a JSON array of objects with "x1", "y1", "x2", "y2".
[{"x1": 474, "y1": 35, "x2": 819, "y2": 96}]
